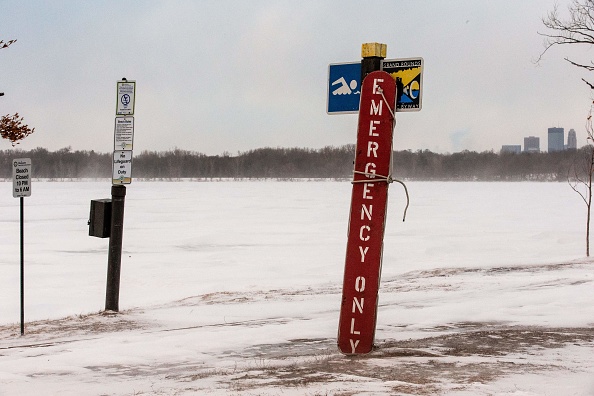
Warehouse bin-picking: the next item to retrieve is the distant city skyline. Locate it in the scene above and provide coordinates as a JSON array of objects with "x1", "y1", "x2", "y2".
[{"x1": 501, "y1": 126, "x2": 583, "y2": 153}]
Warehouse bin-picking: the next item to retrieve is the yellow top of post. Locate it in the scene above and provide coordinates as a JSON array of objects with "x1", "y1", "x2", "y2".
[{"x1": 361, "y1": 42, "x2": 387, "y2": 58}]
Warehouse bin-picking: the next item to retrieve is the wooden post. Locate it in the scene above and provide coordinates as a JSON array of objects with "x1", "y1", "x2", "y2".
[
  {"x1": 360, "y1": 42, "x2": 386, "y2": 83},
  {"x1": 338, "y1": 45, "x2": 397, "y2": 354}
]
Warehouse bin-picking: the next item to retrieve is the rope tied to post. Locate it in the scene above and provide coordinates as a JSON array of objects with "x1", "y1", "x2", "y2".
[{"x1": 351, "y1": 172, "x2": 410, "y2": 222}]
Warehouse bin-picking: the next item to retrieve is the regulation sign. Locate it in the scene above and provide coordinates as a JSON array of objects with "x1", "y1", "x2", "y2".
[
  {"x1": 12, "y1": 158, "x2": 32, "y2": 198},
  {"x1": 112, "y1": 150, "x2": 132, "y2": 185},
  {"x1": 114, "y1": 117, "x2": 134, "y2": 150},
  {"x1": 338, "y1": 71, "x2": 396, "y2": 355},
  {"x1": 116, "y1": 80, "x2": 136, "y2": 116}
]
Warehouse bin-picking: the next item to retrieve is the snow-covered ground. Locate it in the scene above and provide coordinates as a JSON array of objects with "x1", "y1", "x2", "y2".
[{"x1": 1, "y1": 181, "x2": 593, "y2": 395}]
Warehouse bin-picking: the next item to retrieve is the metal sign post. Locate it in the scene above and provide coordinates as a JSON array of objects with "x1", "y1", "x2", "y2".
[
  {"x1": 13, "y1": 158, "x2": 32, "y2": 335},
  {"x1": 105, "y1": 78, "x2": 135, "y2": 312},
  {"x1": 105, "y1": 184, "x2": 126, "y2": 312}
]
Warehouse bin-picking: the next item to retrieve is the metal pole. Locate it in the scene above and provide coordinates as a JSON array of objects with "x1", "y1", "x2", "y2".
[
  {"x1": 105, "y1": 185, "x2": 126, "y2": 312},
  {"x1": 20, "y1": 196, "x2": 24, "y2": 335}
]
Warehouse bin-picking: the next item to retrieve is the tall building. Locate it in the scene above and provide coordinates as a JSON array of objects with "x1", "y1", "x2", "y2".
[
  {"x1": 548, "y1": 127, "x2": 564, "y2": 152},
  {"x1": 524, "y1": 136, "x2": 540, "y2": 153},
  {"x1": 567, "y1": 128, "x2": 577, "y2": 150}
]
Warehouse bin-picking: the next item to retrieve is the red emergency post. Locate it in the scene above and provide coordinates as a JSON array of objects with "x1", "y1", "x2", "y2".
[{"x1": 338, "y1": 71, "x2": 397, "y2": 355}]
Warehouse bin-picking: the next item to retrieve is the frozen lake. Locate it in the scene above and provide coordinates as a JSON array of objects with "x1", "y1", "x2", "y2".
[
  {"x1": 1, "y1": 181, "x2": 593, "y2": 395},
  {"x1": 0, "y1": 181, "x2": 585, "y2": 323}
]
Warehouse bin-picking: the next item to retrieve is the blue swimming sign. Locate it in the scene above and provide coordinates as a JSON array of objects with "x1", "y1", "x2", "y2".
[
  {"x1": 327, "y1": 62, "x2": 361, "y2": 114},
  {"x1": 327, "y1": 58, "x2": 424, "y2": 114}
]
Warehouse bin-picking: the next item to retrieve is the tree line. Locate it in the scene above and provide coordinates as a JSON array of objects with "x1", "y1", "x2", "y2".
[{"x1": 0, "y1": 145, "x2": 586, "y2": 181}]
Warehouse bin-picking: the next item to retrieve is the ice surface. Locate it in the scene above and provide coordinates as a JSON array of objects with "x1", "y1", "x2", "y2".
[{"x1": 1, "y1": 181, "x2": 593, "y2": 395}]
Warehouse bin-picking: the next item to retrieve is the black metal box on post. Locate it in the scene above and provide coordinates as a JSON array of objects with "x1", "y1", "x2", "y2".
[{"x1": 89, "y1": 199, "x2": 112, "y2": 238}]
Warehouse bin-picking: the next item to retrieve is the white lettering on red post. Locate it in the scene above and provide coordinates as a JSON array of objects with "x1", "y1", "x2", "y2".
[
  {"x1": 363, "y1": 183, "x2": 374, "y2": 199},
  {"x1": 338, "y1": 71, "x2": 396, "y2": 355},
  {"x1": 359, "y1": 246, "x2": 369, "y2": 262},
  {"x1": 372, "y1": 78, "x2": 384, "y2": 94},
  {"x1": 370, "y1": 100, "x2": 383, "y2": 116},
  {"x1": 369, "y1": 120, "x2": 380, "y2": 136},
  {"x1": 364, "y1": 162, "x2": 376, "y2": 177}
]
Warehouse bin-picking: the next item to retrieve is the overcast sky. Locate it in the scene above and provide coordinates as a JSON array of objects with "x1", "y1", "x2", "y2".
[{"x1": 0, "y1": 1, "x2": 591, "y2": 155}]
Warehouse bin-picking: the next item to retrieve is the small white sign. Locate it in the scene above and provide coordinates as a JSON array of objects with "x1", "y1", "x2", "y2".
[
  {"x1": 112, "y1": 150, "x2": 133, "y2": 185},
  {"x1": 116, "y1": 80, "x2": 136, "y2": 116},
  {"x1": 13, "y1": 158, "x2": 32, "y2": 198},
  {"x1": 114, "y1": 117, "x2": 134, "y2": 150}
]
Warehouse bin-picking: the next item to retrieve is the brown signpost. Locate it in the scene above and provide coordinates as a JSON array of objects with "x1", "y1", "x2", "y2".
[{"x1": 337, "y1": 69, "x2": 397, "y2": 355}]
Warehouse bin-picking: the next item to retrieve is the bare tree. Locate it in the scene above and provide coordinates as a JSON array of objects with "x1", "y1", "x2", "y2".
[
  {"x1": 540, "y1": 1, "x2": 594, "y2": 256},
  {"x1": 568, "y1": 105, "x2": 594, "y2": 256},
  {"x1": 1, "y1": 38, "x2": 35, "y2": 146},
  {"x1": 539, "y1": 0, "x2": 594, "y2": 88}
]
